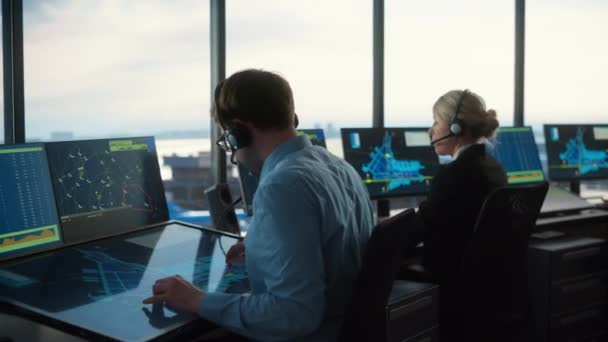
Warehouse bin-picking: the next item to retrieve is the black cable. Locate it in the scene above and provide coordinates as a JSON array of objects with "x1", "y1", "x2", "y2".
[{"x1": 223, "y1": 196, "x2": 242, "y2": 216}]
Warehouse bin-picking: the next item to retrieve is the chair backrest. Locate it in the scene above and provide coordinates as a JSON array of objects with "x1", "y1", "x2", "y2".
[
  {"x1": 459, "y1": 182, "x2": 549, "y2": 340},
  {"x1": 338, "y1": 208, "x2": 420, "y2": 342}
]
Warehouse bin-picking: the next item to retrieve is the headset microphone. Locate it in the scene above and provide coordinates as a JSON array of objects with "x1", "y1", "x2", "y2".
[{"x1": 430, "y1": 133, "x2": 454, "y2": 145}]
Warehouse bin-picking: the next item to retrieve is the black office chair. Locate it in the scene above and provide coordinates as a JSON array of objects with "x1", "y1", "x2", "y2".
[
  {"x1": 452, "y1": 182, "x2": 549, "y2": 341},
  {"x1": 338, "y1": 208, "x2": 423, "y2": 342}
]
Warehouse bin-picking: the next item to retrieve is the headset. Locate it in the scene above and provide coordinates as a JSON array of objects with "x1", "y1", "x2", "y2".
[
  {"x1": 430, "y1": 89, "x2": 470, "y2": 145},
  {"x1": 214, "y1": 82, "x2": 253, "y2": 155},
  {"x1": 214, "y1": 82, "x2": 299, "y2": 159}
]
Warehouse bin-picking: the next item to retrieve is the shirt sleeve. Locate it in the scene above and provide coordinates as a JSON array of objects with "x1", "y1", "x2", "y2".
[{"x1": 199, "y1": 180, "x2": 326, "y2": 341}]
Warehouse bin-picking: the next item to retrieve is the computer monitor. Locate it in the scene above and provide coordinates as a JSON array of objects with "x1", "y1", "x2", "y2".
[
  {"x1": 0, "y1": 143, "x2": 63, "y2": 260},
  {"x1": 489, "y1": 126, "x2": 546, "y2": 184},
  {"x1": 296, "y1": 128, "x2": 327, "y2": 148},
  {"x1": 341, "y1": 127, "x2": 440, "y2": 199},
  {"x1": 543, "y1": 124, "x2": 608, "y2": 181},
  {"x1": 238, "y1": 129, "x2": 327, "y2": 216},
  {"x1": 238, "y1": 164, "x2": 259, "y2": 216},
  {"x1": 45, "y1": 137, "x2": 169, "y2": 243}
]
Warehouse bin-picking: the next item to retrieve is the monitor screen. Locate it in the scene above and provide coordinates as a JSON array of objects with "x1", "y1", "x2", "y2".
[
  {"x1": 341, "y1": 127, "x2": 440, "y2": 198},
  {"x1": 0, "y1": 144, "x2": 62, "y2": 260},
  {"x1": 489, "y1": 126, "x2": 545, "y2": 184},
  {"x1": 0, "y1": 222, "x2": 249, "y2": 342},
  {"x1": 296, "y1": 128, "x2": 327, "y2": 148},
  {"x1": 239, "y1": 129, "x2": 327, "y2": 216},
  {"x1": 543, "y1": 124, "x2": 608, "y2": 181},
  {"x1": 238, "y1": 164, "x2": 259, "y2": 216},
  {"x1": 45, "y1": 137, "x2": 169, "y2": 243}
]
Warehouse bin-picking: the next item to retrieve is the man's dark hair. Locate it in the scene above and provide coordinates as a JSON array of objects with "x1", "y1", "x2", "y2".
[{"x1": 212, "y1": 69, "x2": 295, "y2": 130}]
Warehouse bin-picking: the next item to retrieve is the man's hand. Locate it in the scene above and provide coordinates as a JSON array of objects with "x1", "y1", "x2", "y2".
[
  {"x1": 143, "y1": 275, "x2": 206, "y2": 314},
  {"x1": 226, "y1": 241, "x2": 246, "y2": 266}
]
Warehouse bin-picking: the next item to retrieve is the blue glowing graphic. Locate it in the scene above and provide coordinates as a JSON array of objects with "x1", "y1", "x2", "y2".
[
  {"x1": 559, "y1": 128, "x2": 608, "y2": 175},
  {"x1": 361, "y1": 135, "x2": 426, "y2": 191},
  {"x1": 79, "y1": 248, "x2": 248, "y2": 302}
]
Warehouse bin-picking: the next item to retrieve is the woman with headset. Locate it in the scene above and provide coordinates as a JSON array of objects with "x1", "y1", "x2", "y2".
[{"x1": 418, "y1": 89, "x2": 507, "y2": 339}]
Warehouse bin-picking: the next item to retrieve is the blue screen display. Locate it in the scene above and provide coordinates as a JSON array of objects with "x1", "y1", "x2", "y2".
[
  {"x1": 45, "y1": 137, "x2": 169, "y2": 242},
  {"x1": 341, "y1": 128, "x2": 440, "y2": 198},
  {"x1": 296, "y1": 128, "x2": 327, "y2": 148},
  {"x1": 544, "y1": 124, "x2": 608, "y2": 181},
  {"x1": 489, "y1": 127, "x2": 545, "y2": 184},
  {"x1": 0, "y1": 144, "x2": 62, "y2": 259},
  {"x1": 0, "y1": 223, "x2": 249, "y2": 341}
]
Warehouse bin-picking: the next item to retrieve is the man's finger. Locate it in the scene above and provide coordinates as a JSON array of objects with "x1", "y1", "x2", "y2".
[
  {"x1": 143, "y1": 294, "x2": 166, "y2": 304},
  {"x1": 152, "y1": 282, "x2": 169, "y2": 295}
]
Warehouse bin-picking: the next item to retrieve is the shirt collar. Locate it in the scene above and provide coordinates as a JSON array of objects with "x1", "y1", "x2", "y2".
[
  {"x1": 260, "y1": 135, "x2": 312, "y2": 180},
  {"x1": 453, "y1": 137, "x2": 489, "y2": 160}
]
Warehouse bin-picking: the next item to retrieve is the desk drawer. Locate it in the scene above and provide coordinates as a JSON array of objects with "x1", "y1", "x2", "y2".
[
  {"x1": 403, "y1": 326, "x2": 438, "y2": 342},
  {"x1": 551, "y1": 273, "x2": 608, "y2": 314},
  {"x1": 551, "y1": 244, "x2": 608, "y2": 281},
  {"x1": 549, "y1": 305, "x2": 608, "y2": 342},
  {"x1": 387, "y1": 282, "x2": 438, "y2": 342}
]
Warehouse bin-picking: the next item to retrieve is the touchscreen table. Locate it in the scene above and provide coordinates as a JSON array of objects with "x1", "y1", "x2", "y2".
[{"x1": 0, "y1": 223, "x2": 249, "y2": 341}]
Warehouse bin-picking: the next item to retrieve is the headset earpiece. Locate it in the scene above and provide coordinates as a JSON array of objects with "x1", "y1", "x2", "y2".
[
  {"x1": 226, "y1": 125, "x2": 252, "y2": 150},
  {"x1": 450, "y1": 121, "x2": 463, "y2": 136},
  {"x1": 450, "y1": 89, "x2": 469, "y2": 136}
]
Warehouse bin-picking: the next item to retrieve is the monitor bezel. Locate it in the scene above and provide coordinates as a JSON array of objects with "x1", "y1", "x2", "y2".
[{"x1": 44, "y1": 136, "x2": 170, "y2": 245}]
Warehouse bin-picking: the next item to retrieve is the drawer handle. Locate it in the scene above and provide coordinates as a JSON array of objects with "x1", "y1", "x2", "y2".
[
  {"x1": 413, "y1": 338, "x2": 432, "y2": 342},
  {"x1": 562, "y1": 247, "x2": 601, "y2": 260},
  {"x1": 390, "y1": 296, "x2": 433, "y2": 320},
  {"x1": 561, "y1": 279, "x2": 603, "y2": 293},
  {"x1": 560, "y1": 309, "x2": 600, "y2": 325}
]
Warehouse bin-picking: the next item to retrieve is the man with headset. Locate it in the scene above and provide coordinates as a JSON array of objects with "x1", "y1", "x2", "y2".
[{"x1": 144, "y1": 69, "x2": 374, "y2": 341}]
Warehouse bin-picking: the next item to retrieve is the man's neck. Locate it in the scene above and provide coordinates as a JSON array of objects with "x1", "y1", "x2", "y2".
[{"x1": 255, "y1": 128, "x2": 298, "y2": 162}]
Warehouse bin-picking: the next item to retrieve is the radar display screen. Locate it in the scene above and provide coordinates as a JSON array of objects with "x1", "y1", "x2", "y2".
[{"x1": 341, "y1": 127, "x2": 440, "y2": 198}]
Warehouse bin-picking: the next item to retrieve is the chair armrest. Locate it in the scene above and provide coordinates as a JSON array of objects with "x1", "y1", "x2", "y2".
[{"x1": 397, "y1": 262, "x2": 437, "y2": 283}]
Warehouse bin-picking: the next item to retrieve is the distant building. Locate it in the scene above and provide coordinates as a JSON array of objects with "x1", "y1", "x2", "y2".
[
  {"x1": 50, "y1": 131, "x2": 75, "y2": 141},
  {"x1": 162, "y1": 151, "x2": 241, "y2": 210}
]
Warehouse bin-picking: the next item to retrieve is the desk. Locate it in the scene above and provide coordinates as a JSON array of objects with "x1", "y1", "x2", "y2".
[
  {"x1": 0, "y1": 308, "x2": 220, "y2": 342},
  {"x1": 536, "y1": 208, "x2": 608, "y2": 240},
  {"x1": 0, "y1": 222, "x2": 248, "y2": 342},
  {"x1": 0, "y1": 312, "x2": 85, "y2": 342}
]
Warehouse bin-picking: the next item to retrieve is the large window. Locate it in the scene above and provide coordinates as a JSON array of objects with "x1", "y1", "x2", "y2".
[
  {"x1": 526, "y1": 0, "x2": 608, "y2": 128},
  {"x1": 526, "y1": 0, "x2": 608, "y2": 197},
  {"x1": 385, "y1": 0, "x2": 514, "y2": 129},
  {"x1": 227, "y1": 0, "x2": 373, "y2": 157},
  {"x1": 23, "y1": 1, "x2": 212, "y2": 214}
]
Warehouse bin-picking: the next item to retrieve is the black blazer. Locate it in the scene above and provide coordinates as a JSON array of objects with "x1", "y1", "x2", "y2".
[{"x1": 417, "y1": 143, "x2": 507, "y2": 282}]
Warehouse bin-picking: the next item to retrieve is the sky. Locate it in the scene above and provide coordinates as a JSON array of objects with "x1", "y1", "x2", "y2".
[{"x1": 7, "y1": 0, "x2": 608, "y2": 141}]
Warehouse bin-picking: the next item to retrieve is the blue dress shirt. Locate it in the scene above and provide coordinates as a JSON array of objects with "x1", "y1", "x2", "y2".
[{"x1": 200, "y1": 135, "x2": 374, "y2": 341}]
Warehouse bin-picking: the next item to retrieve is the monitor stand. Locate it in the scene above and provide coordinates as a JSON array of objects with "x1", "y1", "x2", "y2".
[
  {"x1": 569, "y1": 180, "x2": 581, "y2": 196},
  {"x1": 377, "y1": 199, "x2": 390, "y2": 219}
]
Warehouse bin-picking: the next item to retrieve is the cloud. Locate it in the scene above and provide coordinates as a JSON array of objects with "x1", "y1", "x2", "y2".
[
  {"x1": 20, "y1": 0, "x2": 608, "y2": 140},
  {"x1": 24, "y1": 0, "x2": 211, "y2": 137}
]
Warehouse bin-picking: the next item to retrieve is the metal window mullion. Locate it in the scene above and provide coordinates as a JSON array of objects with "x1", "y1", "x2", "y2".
[
  {"x1": 372, "y1": 0, "x2": 384, "y2": 129},
  {"x1": 210, "y1": 0, "x2": 226, "y2": 185},
  {"x1": 514, "y1": 0, "x2": 525, "y2": 127},
  {"x1": 2, "y1": 0, "x2": 25, "y2": 144}
]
